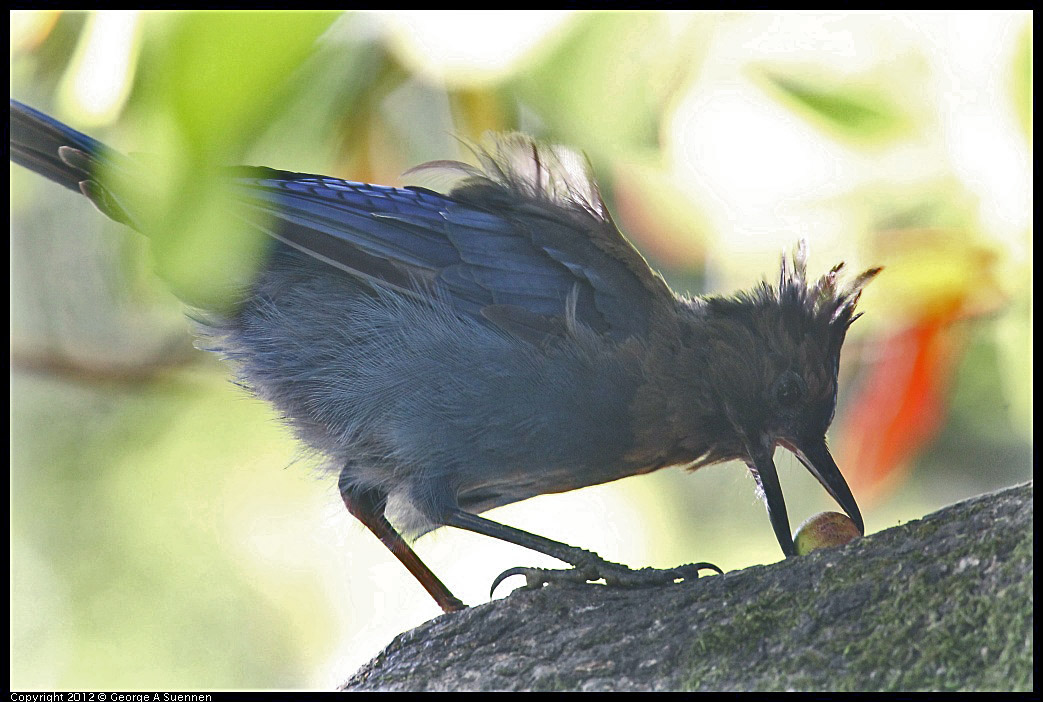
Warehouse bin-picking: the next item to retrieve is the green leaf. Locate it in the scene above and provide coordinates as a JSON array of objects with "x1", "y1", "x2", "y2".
[
  {"x1": 151, "y1": 11, "x2": 340, "y2": 154},
  {"x1": 132, "y1": 11, "x2": 341, "y2": 309},
  {"x1": 512, "y1": 12, "x2": 709, "y2": 159},
  {"x1": 754, "y1": 67, "x2": 912, "y2": 145},
  {"x1": 1011, "y1": 20, "x2": 1032, "y2": 143}
]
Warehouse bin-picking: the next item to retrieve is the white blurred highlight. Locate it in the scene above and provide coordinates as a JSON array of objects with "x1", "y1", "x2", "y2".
[
  {"x1": 377, "y1": 11, "x2": 575, "y2": 86},
  {"x1": 60, "y1": 11, "x2": 142, "y2": 125},
  {"x1": 667, "y1": 11, "x2": 1031, "y2": 283}
]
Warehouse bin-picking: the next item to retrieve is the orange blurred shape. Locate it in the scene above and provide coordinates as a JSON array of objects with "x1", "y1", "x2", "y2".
[
  {"x1": 838, "y1": 300, "x2": 965, "y2": 501},
  {"x1": 837, "y1": 226, "x2": 1005, "y2": 501},
  {"x1": 11, "y1": 10, "x2": 62, "y2": 54}
]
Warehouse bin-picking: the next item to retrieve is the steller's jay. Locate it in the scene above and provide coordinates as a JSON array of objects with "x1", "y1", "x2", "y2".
[{"x1": 10, "y1": 99, "x2": 880, "y2": 612}]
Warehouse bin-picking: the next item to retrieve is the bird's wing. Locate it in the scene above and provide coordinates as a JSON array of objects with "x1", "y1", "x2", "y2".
[
  {"x1": 11, "y1": 98, "x2": 671, "y2": 343},
  {"x1": 231, "y1": 135, "x2": 674, "y2": 343}
]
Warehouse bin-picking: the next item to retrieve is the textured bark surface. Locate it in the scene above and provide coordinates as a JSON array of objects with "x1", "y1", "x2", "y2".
[{"x1": 341, "y1": 482, "x2": 1033, "y2": 691}]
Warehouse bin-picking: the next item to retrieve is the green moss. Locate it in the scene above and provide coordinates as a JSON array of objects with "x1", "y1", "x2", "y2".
[{"x1": 679, "y1": 496, "x2": 1031, "y2": 691}]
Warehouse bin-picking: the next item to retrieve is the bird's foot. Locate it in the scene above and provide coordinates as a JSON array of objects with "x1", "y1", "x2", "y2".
[{"x1": 490, "y1": 556, "x2": 722, "y2": 597}]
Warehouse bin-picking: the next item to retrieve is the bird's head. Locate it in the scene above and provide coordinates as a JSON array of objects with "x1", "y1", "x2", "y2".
[{"x1": 694, "y1": 242, "x2": 881, "y2": 556}]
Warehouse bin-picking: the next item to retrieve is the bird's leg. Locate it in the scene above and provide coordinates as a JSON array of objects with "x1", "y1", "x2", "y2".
[
  {"x1": 441, "y1": 509, "x2": 722, "y2": 597},
  {"x1": 339, "y1": 474, "x2": 465, "y2": 613}
]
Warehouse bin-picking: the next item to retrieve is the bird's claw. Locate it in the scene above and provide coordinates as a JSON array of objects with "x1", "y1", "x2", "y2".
[
  {"x1": 490, "y1": 566, "x2": 594, "y2": 596},
  {"x1": 490, "y1": 560, "x2": 723, "y2": 597}
]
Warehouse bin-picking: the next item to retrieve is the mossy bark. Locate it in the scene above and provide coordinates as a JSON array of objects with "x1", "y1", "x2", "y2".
[{"x1": 342, "y1": 482, "x2": 1032, "y2": 692}]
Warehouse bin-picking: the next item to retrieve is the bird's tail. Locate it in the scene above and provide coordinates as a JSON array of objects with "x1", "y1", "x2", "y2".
[
  {"x1": 10, "y1": 100, "x2": 113, "y2": 191},
  {"x1": 10, "y1": 99, "x2": 137, "y2": 225}
]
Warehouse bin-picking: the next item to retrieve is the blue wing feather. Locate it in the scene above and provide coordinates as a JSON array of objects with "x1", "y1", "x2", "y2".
[{"x1": 10, "y1": 99, "x2": 667, "y2": 343}]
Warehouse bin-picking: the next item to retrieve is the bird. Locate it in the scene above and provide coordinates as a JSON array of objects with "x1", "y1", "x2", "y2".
[{"x1": 10, "y1": 98, "x2": 880, "y2": 613}]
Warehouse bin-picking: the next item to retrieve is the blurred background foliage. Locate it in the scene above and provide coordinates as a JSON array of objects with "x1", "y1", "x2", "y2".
[{"x1": 10, "y1": 10, "x2": 1032, "y2": 690}]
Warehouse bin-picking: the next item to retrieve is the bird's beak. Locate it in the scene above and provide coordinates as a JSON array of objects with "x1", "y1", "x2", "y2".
[
  {"x1": 750, "y1": 437, "x2": 864, "y2": 558},
  {"x1": 747, "y1": 445, "x2": 796, "y2": 557},
  {"x1": 787, "y1": 437, "x2": 864, "y2": 537}
]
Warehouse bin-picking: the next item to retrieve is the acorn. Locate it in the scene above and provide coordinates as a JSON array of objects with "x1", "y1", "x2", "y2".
[{"x1": 793, "y1": 511, "x2": 861, "y2": 555}]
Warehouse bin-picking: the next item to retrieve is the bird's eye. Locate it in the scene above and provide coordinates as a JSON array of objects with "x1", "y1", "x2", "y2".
[{"x1": 773, "y1": 371, "x2": 806, "y2": 408}]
